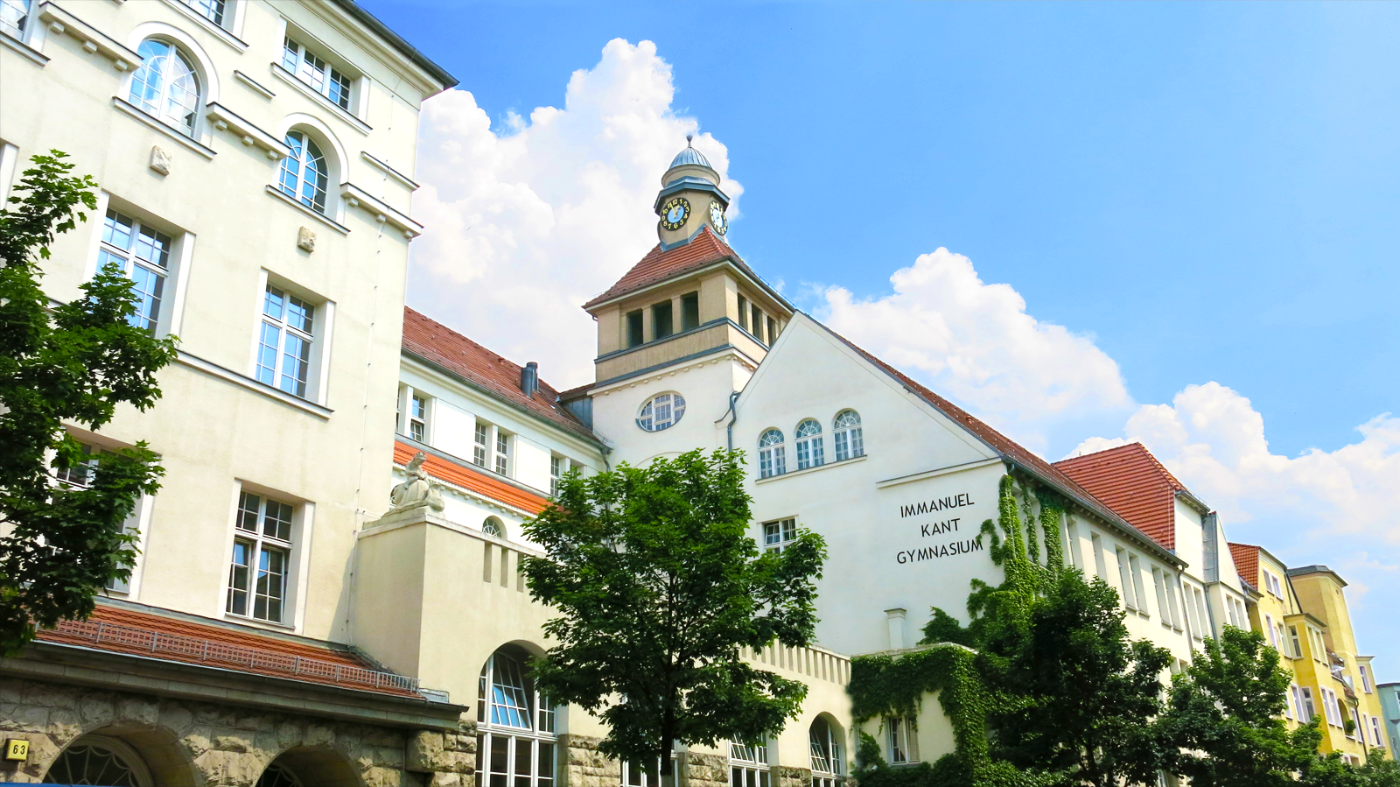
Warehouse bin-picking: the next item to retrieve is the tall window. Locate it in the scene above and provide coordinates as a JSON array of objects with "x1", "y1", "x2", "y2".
[
  {"x1": 550, "y1": 456, "x2": 564, "y2": 496},
  {"x1": 278, "y1": 131, "x2": 329, "y2": 213},
  {"x1": 681, "y1": 292, "x2": 700, "y2": 331},
  {"x1": 809, "y1": 717, "x2": 844, "y2": 787},
  {"x1": 495, "y1": 431, "x2": 510, "y2": 475},
  {"x1": 129, "y1": 39, "x2": 200, "y2": 136},
  {"x1": 227, "y1": 491, "x2": 294, "y2": 623},
  {"x1": 637, "y1": 392, "x2": 685, "y2": 432},
  {"x1": 626, "y1": 310, "x2": 644, "y2": 348},
  {"x1": 476, "y1": 647, "x2": 556, "y2": 787},
  {"x1": 623, "y1": 760, "x2": 663, "y2": 787},
  {"x1": 97, "y1": 209, "x2": 171, "y2": 333},
  {"x1": 177, "y1": 0, "x2": 228, "y2": 27},
  {"x1": 1, "y1": 0, "x2": 31, "y2": 40},
  {"x1": 1116, "y1": 548, "x2": 1136, "y2": 611},
  {"x1": 763, "y1": 518, "x2": 796, "y2": 553},
  {"x1": 408, "y1": 393, "x2": 428, "y2": 442},
  {"x1": 737, "y1": 295, "x2": 749, "y2": 331},
  {"x1": 832, "y1": 410, "x2": 863, "y2": 461},
  {"x1": 474, "y1": 423, "x2": 489, "y2": 467},
  {"x1": 1300, "y1": 687, "x2": 1316, "y2": 722},
  {"x1": 652, "y1": 300, "x2": 674, "y2": 340},
  {"x1": 750, "y1": 304, "x2": 764, "y2": 343},
  {"x1": 728, "y1": 741, "x2": 769, "y2": 787},
  {"x1": 795, "y1": 419, "x2": 824, "y2": 470},
  {"x1": 282, "y1": 38, "x2": 353, "y2": 110},
  {"x1": 758, "y1": 429, "x2": 786, "y2": 479},
  {"x1": 256, "y1": 285, "x2": 315, "y2": 398},
  {"x1": 56, "y1": 442, "x2": 140, "y2": 593},
  {"x1": 1359, "y1": 664, "x2": 1373, "y2": 693},
  {"x1": 885, "y1": 717, "x2": 917, "y2": 764},
  {"x1": 1127, "y1": 554, "x2": 1147, "y2": 615}
]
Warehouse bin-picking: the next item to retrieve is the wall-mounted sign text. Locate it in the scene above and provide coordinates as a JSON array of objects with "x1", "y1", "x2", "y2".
[
  {"x1": 896, "y1": 489, "x2": 984, "y2": 564},
  {"x1": 896, "y1": 539, "x2": 985, "y2": 564},
  {"x1": 899, "y1": 493, "x2": 974, "y2": 518}
]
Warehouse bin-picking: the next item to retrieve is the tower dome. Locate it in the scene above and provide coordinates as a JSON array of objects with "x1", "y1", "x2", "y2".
[
  {"x1": 661, "y1": 135, "x2": 721, "y2": 188},
  {"x1": 668, "y1": 144, "x2": 712, "y2": 170}
]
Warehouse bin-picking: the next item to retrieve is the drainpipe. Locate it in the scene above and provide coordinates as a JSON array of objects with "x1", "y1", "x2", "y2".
[{"x1": 724, "y1": 391, "x2": 741, "y2": 451}]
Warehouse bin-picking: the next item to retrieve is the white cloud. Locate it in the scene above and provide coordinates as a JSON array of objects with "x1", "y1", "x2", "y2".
[
  {"x1": 817, "y1": 248, "x2": 1132, "y2": 451},
  {"x1": 409, "y1": 38, "x2": 740, "y2": 388}
]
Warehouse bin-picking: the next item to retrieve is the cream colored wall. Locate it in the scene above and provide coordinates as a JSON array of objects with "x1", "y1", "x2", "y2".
[{"x1": 1, "y1": 0, "x2": 443, "y2": 641}]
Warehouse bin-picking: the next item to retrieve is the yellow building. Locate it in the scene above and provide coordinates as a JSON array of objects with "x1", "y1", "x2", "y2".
[{"x1": 1230, "y1": 545, "x2": 1391, "y2": 763}]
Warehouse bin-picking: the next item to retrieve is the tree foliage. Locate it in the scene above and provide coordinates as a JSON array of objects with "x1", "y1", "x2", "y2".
[
  {"x1": 0, "y1": 151, "x2": 177, "y2": 653},
  {"x1": 521, "y1": 449, "x2": 826, "y2": 781}
]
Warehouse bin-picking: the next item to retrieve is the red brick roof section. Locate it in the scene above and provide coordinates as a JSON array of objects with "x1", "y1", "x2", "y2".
[
  {"x1": 1229, "y1": 542, "x2": 1262, "y2": 590},
  {"x1": 1053, "y1": 442, "x2": 1183, "y2": 551},
  {"x1": 394, "y1": 441, "x2": 551, "y2": 515},
  {"x1": 37, "y1": 604, "x2": 420, "y2": 697},
  {"x1": 582, "y1": 226, "x2": 766, "y2": 310},
  {"x1": 402, "y1": 308, "x2": 597, "y2": 443}
]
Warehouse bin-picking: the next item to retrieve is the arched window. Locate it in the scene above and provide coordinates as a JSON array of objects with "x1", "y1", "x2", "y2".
[
  {"x1": 478, "y1": 646, "x2": 556, "y2": 787},
  {"x1": 44, "y1": 735, "x2": 153, "y2": 786},
  {"x1": 279, "y1": 130, "x2": 329, "y2": 213},
  {"x1": 809, "y1": 717, "x2": 844, "y2": 787},
  {"x1": 758, "y1": 429, "x2": 785, "y2": 479},
  {"x1": 795, "y1": 419, "x2": 824, "y2": 470},
  {"x1": 483, "y1": 517, "x2": 505, "y2": 538},
  {"x1": 256, "y1": 764, "x2": 305, "y2": 787},
  {"x1": 129, "y1": 39, "x2": 201, "y2": 136},
  {"x1": 0, "y1": 0, "x2": 32, "y2": 40},
  {"x1": 637, "y1": 392, "x2": 685, "y2": 432},
  {"x1": 832, "y1": 410, "x2": 863, "y2": 461}
]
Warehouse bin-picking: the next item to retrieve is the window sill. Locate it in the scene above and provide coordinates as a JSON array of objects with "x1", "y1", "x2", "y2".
[
  {"x1": 111, "y1": 97, "x2": 216, "y2": 160},
  {"x1": 233, "y1": 69, "x2": 275, "y2": 99},
  {"x1": 264, "y1": 185, "x2": 350, "y2": 234},
  {"x1": 222, "y1": 612, "x2": 296, "y2": 632},
  {"x1": 341, "y1": 182, "x2": 422, "y2": 238},
  {"x1": 206, "y1": 102, "x2": 290, "y2": 159},
  {"x1": 160, "y1": 0, "x2": 247, "y2": 52},
  {"x1": 755, "y1": 454, "x2": 867, "y2": 485},
  {"x1": 270, "y1": 62, "x2": 371, "y2": 136},
  {"x1": 175, "y1": 349, "x2": 331, "y2": 419},
  {"x1": 0, "y1": 30, "x2": 49, "y2": 65}
]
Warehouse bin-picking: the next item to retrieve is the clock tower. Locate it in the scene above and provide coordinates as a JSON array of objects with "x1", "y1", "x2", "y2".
[{"x1": 655, "y1": 136, "x2": 730, "y2": 247}]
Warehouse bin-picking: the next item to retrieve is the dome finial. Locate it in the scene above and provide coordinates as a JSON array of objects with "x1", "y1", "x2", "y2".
[{"x1": 686, "y1": 134, "x2": 694, "y2": 146}]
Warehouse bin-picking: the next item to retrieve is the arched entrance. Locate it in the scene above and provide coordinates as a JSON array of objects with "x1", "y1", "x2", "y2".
[
  {"x1": 255, "y1": 746, "x2": 361, "y2": 787},
  {"x1": 44, "y1": 735, "x2": 153, "y2": 786}
]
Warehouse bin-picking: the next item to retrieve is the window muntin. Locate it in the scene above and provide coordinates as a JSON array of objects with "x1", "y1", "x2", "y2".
[
  {"x1": 282, "y1": 37, "x2": 353, "y2": 111},
  {"x1": 278, "y1": 131, "x2": 329, "y2": 213},
  {"x1": 476, "y1": 648, "x2": 556, "y2": 787},
  {"x1": 258, "y1": 763, "x2": 304, "y2": 787},
  {"x1": 176, "y1": 0, "x2": 228, "y2": 27},
  {"x1": 637, "y1": 392, "x2": 686, "y2": 432},
  {"x1": 227, "y1": 491, "x2": 294, "y2": 623},
  {"x1": 43, "y1": 736, "x2": 152, "y2": 787},
  {"x1": 1, "y1": 0, "x2": 31, "y2": 40},
  {"x1": 129, "y1": 39, "x2": 200, "y2": 136},
  {"x1": 98, "y1": 209, "x2": 172, "y2": 333},
  {"x1": 409, "y1": 393, "x2": 428, "y2": 442},
  {"x1": 729, "y1": 741, "x2": 769, "y2": 787},
  {"x1": 885, "y1": 717, "x2": 917, "y2": 764},
  {"x1": 256, "y1": 285, "x2": 315, "y2": 398},
  {"x1": 795, "y1": 419, "x2": 824, "y2": 470},
  {"x1": 832, "y1": 410, "x2": 863, "y2": 461},
  {"x1": 758, "y1": 429, "x2": 786, "y2": 479},
  {"x1": 474, "y1": 422, "x2": 489, "y2": 467},
  {"x1": 482, "y1": 517, "x2": 504, "y2": 538},
  {"x1": 763, "y1": 518, "x2": 796, "y2": 553},
  {"x1": 495, "y1": 431, "x2": 510, "y2": 475}
]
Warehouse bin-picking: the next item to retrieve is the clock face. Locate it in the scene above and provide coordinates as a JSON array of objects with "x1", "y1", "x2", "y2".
[
  {"x1": 661, "y1": 197, "x2": 690, "y2": 231},
  {"x1": 709, "y1": 201, "x2": 728, "y2": 235}
]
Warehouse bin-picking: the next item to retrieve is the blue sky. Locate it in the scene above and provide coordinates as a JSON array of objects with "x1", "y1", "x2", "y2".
[{"x1": 364, "y1": 1, "x2": 1398, "y2": 675}]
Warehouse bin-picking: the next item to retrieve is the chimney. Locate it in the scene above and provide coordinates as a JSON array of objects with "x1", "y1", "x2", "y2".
[{"x1": 521, "y1": 361, "x2": 539, "y2": 398}]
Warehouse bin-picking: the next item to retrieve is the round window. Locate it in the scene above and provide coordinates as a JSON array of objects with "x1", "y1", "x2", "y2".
[{"x1": 637, "y1": 392, "x2": 686, "y2": 432}]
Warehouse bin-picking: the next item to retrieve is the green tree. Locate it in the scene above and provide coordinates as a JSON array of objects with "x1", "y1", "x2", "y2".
[
  {"x1": 521, "y1": 449, "x2": 826, "y2": 785},
  {"x1": 1155, "y1": 625, "x2": 1322, "y2": 787},
  {"x1": 0, "y1": 151, "x2": 177, "y2": 653}
]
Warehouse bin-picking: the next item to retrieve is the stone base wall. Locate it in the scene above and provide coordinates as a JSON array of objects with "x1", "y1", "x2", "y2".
[
  {"x1": 775, "y1": 765, "x2": 810, "y2": 787},
  {"x1": 560, "y1": 734, "x2": 622, "y2": 787},
  {"x1": 677, "y1": 751, "x2": 727, "y2": 787},
  {"x1": 0, "y1": 677, "x2": 474, "y2": 786}
]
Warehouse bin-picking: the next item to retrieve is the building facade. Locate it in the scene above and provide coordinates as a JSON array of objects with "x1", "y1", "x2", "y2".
[{"x1": 1379, "y1": 683, "x2": 1400, "y2": 757}]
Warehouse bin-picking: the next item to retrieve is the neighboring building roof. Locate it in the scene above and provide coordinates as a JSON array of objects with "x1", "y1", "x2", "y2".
[
  {"x1": 1286, "y1": 564, "x2": 1348, "y2": 587},
  {"x1": 394, "y1": 441, "x2": 551, "y2": 516},
  {"x1": 813, "y1": 322, "x2": 1183, "y2": 566},
  {"x1": 37, "y1": 602, "x2": 421, "y2": 697},
  {"x1": 1053, "y1": 442, "x2": 1186, "y2": 550},
  {"x1": 327, "y1": 0, "x2": 458, "y2": 89},
  {"x1": 1229, "y1": 542, "x2": 1262, "y2": 589},
  {"x1": 402, "y1": 308, "x2": 598, "y2": 444},
  {"x1": 581, "y1": 226, "x2": 790, "y2": 311}
]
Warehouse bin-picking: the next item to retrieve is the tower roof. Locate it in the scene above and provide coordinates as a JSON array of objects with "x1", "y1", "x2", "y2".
[{"x1": 668, "y1": 144, "x2": 712, "y2": 170}]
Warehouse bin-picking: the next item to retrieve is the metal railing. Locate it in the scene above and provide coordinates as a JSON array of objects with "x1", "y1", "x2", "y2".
[{"x1": 49, "y1": 618, "x2": 420, "y2": 694}]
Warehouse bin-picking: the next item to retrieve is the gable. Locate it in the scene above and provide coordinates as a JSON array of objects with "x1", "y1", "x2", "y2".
[{"x1": 1055, "y1": 442, "x2": 1181, "y2": 550}]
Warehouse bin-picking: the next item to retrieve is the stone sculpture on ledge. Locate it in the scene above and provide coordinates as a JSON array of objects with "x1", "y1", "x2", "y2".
[{"x1": 390, "y1": 451, "x2": 446, "y2": 513}]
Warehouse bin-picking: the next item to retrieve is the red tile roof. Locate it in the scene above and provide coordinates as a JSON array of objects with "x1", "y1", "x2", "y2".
[
  {"x1": 1229, "y1": 542, "x2": 1261, "y2": 590},
  {"x1": 394, "y1": 441, "x2": 551, "y2": 515},
  {"x1": 814, "y1": 323, "x2": 1180, "y2": 564},
  {"x1": 37, "y1": 603, "x2": 420, "y2": 697},
  {"x1": 402, "y1": 308, "x2": 597, "y2": 443},
  {"x1": 1053, "y1": 442, "x2": 1185, "y2": 550},
  {"x1": 582, "y1": 227, "x2": 780, "y2": 310}
]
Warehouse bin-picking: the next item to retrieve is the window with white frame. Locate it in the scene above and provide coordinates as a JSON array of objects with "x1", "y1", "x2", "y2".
[
  {"x1": 1359, "y1": 664, "x2": 1373, "y2": 693},
  {"x1": 728, "y1": 740, "x2": 770, "y2": 787},
  {"x1": 55, "y1": 441, "x2": 142, "y2": 594},
  {"x1": 278, "y1": 130, "x2": 329, "y2": 213},
  {"x1": 809, "y1": 717, "x2": 844, "y2": 787},
  {"x1": 1301, "y1": 687, "x2": 1316, "y2": 722},
  {"x1": 795, "y1": 419, "x2": 824, "y2": 470},
  {"x1": 1165, "y1": 575, "x2": 1183, "y2": 630},
  {"x1": 97, "y1": 208, "x2": 174, "y2": 334},
  {"x1": 1322, "y1": 688, "x2": 1340, "y2": 727},
  {"x1": 550, "y1": 455, "x2": 565, "y2": 496},
  {"x1": 482, "y1": 517, "x2": 505, "y2": 538},
  {"x1": 758, "y1": 429, "x2": 786, "y2": 479},
  {"x1": 227, "y1": 490, "x2": 295, "y2": 623},
  {"x1": 1286, "y1": 685, "x2": 1299, "y2": 720},
  {"x1": 176, "y1": 0, "x2": 229, "y2": 28},
  {"x1": 763, "y1": 518, "x2": 796, "y2": 554},
  {"x1": 637, "y1": 392, "x2": 685, "y2": 432},
  {"x1": 1, "y1": 0, "x2": 32, "y2": 40},
  {"x1": 885, "y1": 717, "x2": 918, "y2": 764},
  {"x1": 495, "y1": 430, "x2": 511, "y2": 475},
  {"x1": 281, "y1": 37, "x2": 354, "y2": 111},
  {"x1": 129, "y1": 39, "x2": 201, "y2": 136},
  {"x1": 1265, "y1": 614, "x2": 1277, "y2": 648},
  {"x1": 1289, "y1": 626, "x2": 1303, "y2": 659},
  {"x1": 1115, "y1": 547, "x2": 1136, "y2": 611},
  {"x1": 1193, "y1": 587, "x2": 1209, "y2": 639},
  {"x1": 476, "y1": 646, "x2": 555, "y2": 787},
  {"x1": 256, "y1": 284, "x2": 316, "y2": 398},
  {"x1": 1127, "y1": 554, "x2": 1148, "y2": 615},
  {"x1": 832, "y1": 410, "x2": 863, "y2": 461},
  {"x1": 1371, "y1": 716, "x2": 1384, "y2": 747},
  {"x1": 474, "y1": 422, "x2": 489, "y2": 468},
  {"x1": 622, "y1": 759, "x2": 665, "y2": 787},
  {"x1": 1090, "y1": 533, "x2": 1107, "y2": 581},
  {"x1": 1152, "y1": 568, "x2": 1171, "y2": 627},
  {"x1": 408, "y1": 392, "x2": 428, "y2": 442}
]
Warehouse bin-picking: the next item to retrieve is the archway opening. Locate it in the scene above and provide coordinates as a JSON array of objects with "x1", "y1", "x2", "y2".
[
  {"x1": 43, "y1": 725, "x2": 195, "y2": 787},
  {"x1": 257, "y1": 745, "x2": 361, "y2": 787}
]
